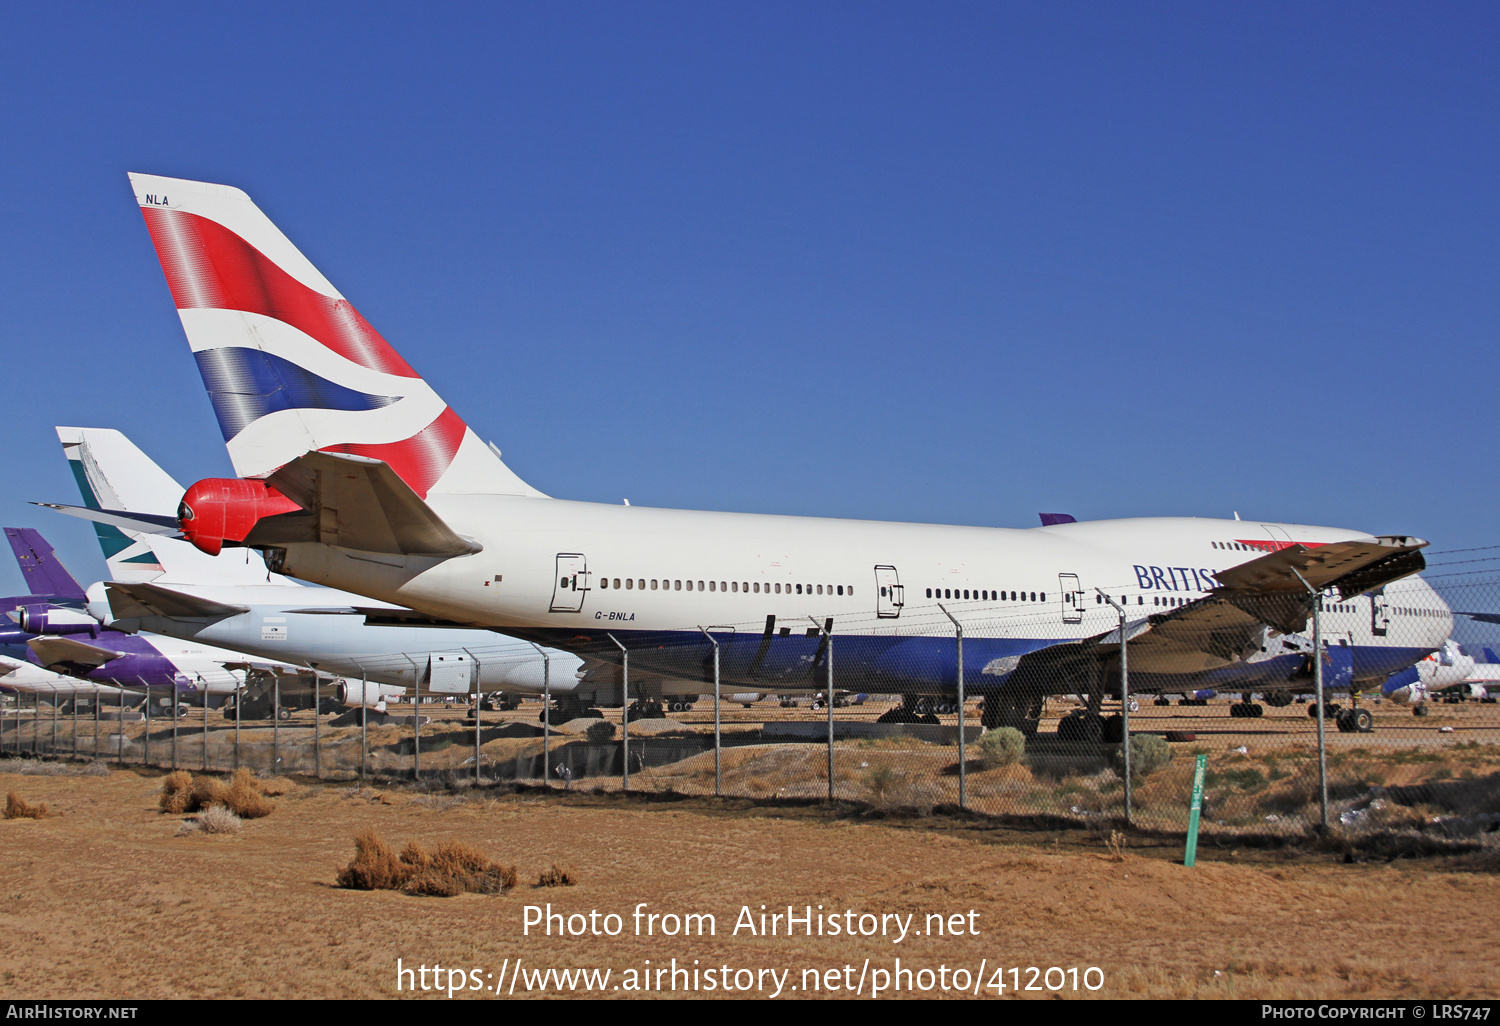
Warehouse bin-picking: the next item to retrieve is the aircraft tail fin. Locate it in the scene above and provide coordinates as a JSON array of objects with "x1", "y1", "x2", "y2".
[
  {"x1": 127, "y1": 173, "x2": 546, "y2": 501},
  {"x1": 56, "y1": 426, "x2": 286, "y2": 586},
  {"x1": 5, "y1": 528, "x2": 88, "y2": 601}
]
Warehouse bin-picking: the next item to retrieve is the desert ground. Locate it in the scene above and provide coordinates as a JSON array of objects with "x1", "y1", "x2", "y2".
[{"x1": 1, "y1": 747, "x2": 1497, "y2": 1000}]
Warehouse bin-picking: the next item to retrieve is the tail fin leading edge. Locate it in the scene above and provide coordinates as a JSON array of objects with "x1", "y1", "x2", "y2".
[{"x1": 128, "y1": 173, "x2": 545, "y2": 501}]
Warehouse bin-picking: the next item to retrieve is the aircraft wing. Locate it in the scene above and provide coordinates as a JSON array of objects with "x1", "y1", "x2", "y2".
[
  {"x1": 1104, "y1": 535, "x2": 1428, "y2": 676},
  {"x1": 105, "y1": 582, "x2": 250, "y2": 621},
  {"x1": 27, "y1": 635, "x2": 125, "y2": 669},
  {"x1": 258, "y1": 451, "x2": 481, "y2": 558},
  {"x1": 1000, "y1": 535, "x2": 1430, "y2": 689}
]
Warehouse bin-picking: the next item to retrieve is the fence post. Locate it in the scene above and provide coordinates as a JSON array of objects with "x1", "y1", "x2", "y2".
[
  {"x1": 143, "y1": 687, "x2": 151, "y2": 767},
  {"x1": 51, "y1": 690, "x2": 60, "y2": 758},
  {"x1": 528, "y1": 643, "x2": 551, "y2": 786},
  {"x1": 117, "y1": 687, "x2": 124, "y2": 765},
  {"x1": 273, "y1": 674, "x2": 280, "y2": 776},
  {"x1": 202, "y1": 680, "x2": 209, "y2": 772},
  {"x1": 167, "y1": 680, "x2": 176, "y2": 770},
  {"x1": 314, "y1": 674, "x2": 321, "y2": 779},
  {"x1": 354, "y1": 664, "x2": 368, "y2": 784},
  {"x1": 94, "y1": 684, "x2": 101, "y2": 760},
  {"x1": 462, "y1": 649, "x2": 482, "y2": 785},
  {"x1": 1098, "y1": 591, "x2": 1131, "y2": 826},
  {"x1": 808, "y1": 618, "x2": 835, "y2": 802},
  {"x1": 1291, "y1": 570, "x2": 1329, "y2": 833},
  {"x1": 938, "y1": 605, "x2": 967, "y2": 810},
  {"x1": 608, "y1": 634, "x2": 629, "y2": 791},
  {"x1": 403, "y1": 655, "x2": 421, "y2": 784},
  {"x1": 234, "y1": 675, "x2": 241, "y2": 772},
  {"x1": 698, "y1": 627, "x2": 722, "y2": 798}
]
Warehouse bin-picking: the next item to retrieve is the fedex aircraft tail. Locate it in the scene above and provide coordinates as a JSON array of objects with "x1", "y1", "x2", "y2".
[
  {"x1": 5, "y1": 528, "x2": 88, "y2": 601},
  {"x1": 57, "y1": 427, "x2": 286, "y2": 587},
  {"x1": 128, "y1": 173, "x2": 545, "y2": 500}
]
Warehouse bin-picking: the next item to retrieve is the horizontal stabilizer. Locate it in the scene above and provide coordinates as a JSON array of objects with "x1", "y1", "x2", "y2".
[
  {"x1": 27, "y1": 635, "x2": 123, "y2": 669},
  {"x1": 34, "y1": 502, "x2": 184, "y2": 537},
  {"x1": 105, "y1": 582, "x2": 249, "y2": 621},
  {"x1": 261, "y1": 451, "x2": 481, "y2": 557}
]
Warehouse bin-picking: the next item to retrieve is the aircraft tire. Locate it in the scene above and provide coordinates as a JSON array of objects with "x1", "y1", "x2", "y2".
[{"x1": 1351, "y1": 708, "x2": 1374, "y2": 733}]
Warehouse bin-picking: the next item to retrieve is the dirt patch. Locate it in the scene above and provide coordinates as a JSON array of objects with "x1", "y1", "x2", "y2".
[{"x1": 0, "y1": 763, "x2": 1497, "y2": 999}]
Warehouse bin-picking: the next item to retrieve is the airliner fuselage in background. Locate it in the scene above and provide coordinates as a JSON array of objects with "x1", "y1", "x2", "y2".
[{"x1": 108, "y1": 173, "x2": 1448, "y2": 733}]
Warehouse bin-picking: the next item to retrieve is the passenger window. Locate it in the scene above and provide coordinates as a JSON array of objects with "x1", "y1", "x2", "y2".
[
  {"x1": 837, "y1": 585, "x2": 843, "y2": 596},
  {"x1": 709, "y1": 581, "x2": 716, "y2": 592},
  {"x1": 674, "y1": 580, "x2": 681, "y2": 591},
  {"x1": 625, "y1": 578, "x2": 633, "y2": 589},
  {"x1": 795, "y1": 584, "x2": 802, "y2": 595},
  {"x1": 721, "y1": 582, "x2": 728, "y2": 592},
  {"x1": 650, "y1": 580, "x2": 658, "y2": 590},
  {"x1": 697, "y1": 581, "x2": 704, "y2": 591}
]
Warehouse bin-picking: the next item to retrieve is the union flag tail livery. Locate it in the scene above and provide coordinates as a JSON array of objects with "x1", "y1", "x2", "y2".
[{"x1": 128, "y1": 173, "x2": 543, "y2": 500}]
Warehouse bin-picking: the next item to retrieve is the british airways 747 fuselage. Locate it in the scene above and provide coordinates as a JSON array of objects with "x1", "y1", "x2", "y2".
[{"x1": 117, "y1": 172, "x2": 1446, "y2": 728}]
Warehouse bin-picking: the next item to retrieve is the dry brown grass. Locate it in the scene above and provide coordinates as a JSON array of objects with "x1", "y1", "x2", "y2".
[
  {"x1": 335, "y1": 829, "x2": 518, "y2": 897},
  {"x1": 536, "y1": 862, "x2": 577, "y2": 887},
  {"x1": 158, "y1": 771, "x2": 194, "y2": 814},
  {"x1": 5, "y1": 791, "x2": 50, "y2": 819},
  {"x1": 159, "y1": 769, "x2": 275, "y2": 819}
]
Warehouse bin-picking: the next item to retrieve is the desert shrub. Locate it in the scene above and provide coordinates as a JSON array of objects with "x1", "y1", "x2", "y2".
[
  {"x1": 5, "y1": 792, "x2": 49, "y2": 819},
  {"x1": 197, "y1": 806, "x2": 242, "y2": 834},
  {"x1": 585, "y1": 720, "x2": 617, "y2": 743},
  {"x1": 159, "y1": 769, "x2": 274, "y2": 818},
  {"x1": 536, "y1": 863, "x2": 577, "y2": 887},
  {"x1": 221, "y1": 768, "x2": 274, "y2": 819},
  {"x1": 336, "y1": 830, "x2": 517, "y2": 896},
  {"x1": 1112, "y1": 734, "x2": 1172, "y2": 782},
  {"x1": 975, "y1": 727, "x2": 1026, "y2": 769},
  {"x1": 159, "y1": 771, "x2": 194, "y2": 814},
  {"x1": 338, "y1": 829, "x2": 407, "y2": 890}
]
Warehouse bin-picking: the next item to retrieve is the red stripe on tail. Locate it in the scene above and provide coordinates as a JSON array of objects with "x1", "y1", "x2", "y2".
[
  {"x1": 141, "y1": 207, "x2": 419, "y2": 379},
  {"x1": 324, "y1": 406, "x2": 467, "y2": 498}
]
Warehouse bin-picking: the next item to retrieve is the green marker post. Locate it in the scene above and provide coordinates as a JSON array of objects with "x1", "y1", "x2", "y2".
[{"x1": 1183, "y1": 753, "x2": 1208, "y2": 867}]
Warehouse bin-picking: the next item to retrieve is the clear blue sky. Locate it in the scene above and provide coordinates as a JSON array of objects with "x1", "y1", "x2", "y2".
[{"x1": 1, "y1": 2, "x2": 1496, "y2": 601}]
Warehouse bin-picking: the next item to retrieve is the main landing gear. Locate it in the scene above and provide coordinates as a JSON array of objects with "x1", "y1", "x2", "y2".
[
  {"x1": 1230, "y1": 694, "x2": 1265, "y2": 718},
  {"x1": 876, "y1": 696, "x2": 940, "y2": 726}
]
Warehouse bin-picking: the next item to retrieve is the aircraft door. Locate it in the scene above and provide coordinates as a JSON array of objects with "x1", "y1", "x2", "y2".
[
  {"x1": 1059, "y1": 573, "x2": 1084, "y2": 624},
  {"x1": 1369, "y1": 589, "x2": 1390, "y2": 638},
  {"x1": 874, "y1": 565, "x2": 904, "y2": 619},
  {"x1": 550, "y1": 554, "x2": 589, "y2": 613}
]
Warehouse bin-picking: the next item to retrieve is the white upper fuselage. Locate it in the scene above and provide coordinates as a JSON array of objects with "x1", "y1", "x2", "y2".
[{"x1": 272, "y1": 499, "x2": 1451, "y2": 675}]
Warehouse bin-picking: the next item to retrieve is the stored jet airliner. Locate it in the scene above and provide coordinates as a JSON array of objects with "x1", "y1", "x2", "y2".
[
  {"x1": 81, "y1": 174, "x2": 1452, "y2": 738},
  {"x1": 46, "y1": 426, "x2": 704, "y2": 718}
]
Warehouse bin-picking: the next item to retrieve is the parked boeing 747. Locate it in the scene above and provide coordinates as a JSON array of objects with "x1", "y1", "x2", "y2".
[{"x1": 53, "y1": 174, "x2": 1452, "y2": 738}]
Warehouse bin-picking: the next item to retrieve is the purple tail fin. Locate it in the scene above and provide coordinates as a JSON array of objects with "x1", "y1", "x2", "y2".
[
  {"x1": 1039, "y1": 513, "x2": 1077, "y2": 526},
  {"x1": 5, "y1": 528, "x2": 88, "y2": 600}
]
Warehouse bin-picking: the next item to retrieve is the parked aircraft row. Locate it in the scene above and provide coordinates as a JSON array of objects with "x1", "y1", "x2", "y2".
[{"x1": 1, "y1": 172, "x2": 1473, "y2": 740}]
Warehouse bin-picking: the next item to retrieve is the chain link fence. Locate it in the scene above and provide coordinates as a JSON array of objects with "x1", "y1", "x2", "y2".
[{"x1": 4, "y1": 569, "x2": 1498, "y2": 847}]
